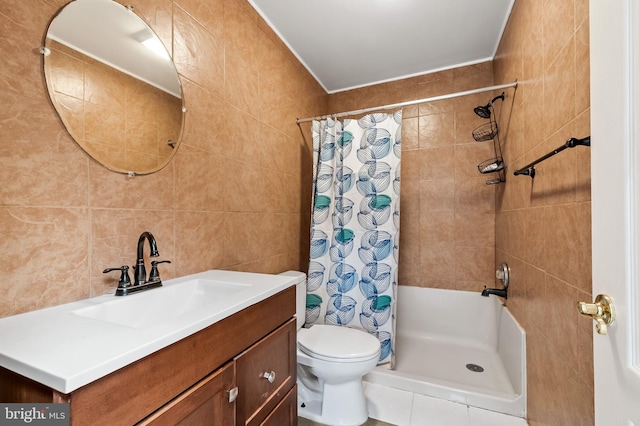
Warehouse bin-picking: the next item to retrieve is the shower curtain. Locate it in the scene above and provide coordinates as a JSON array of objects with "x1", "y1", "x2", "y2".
[{"x1": 306, "y1": 111, "x2": 402, "y2": 365}]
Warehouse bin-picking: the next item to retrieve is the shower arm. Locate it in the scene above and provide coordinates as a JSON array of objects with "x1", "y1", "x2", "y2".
[
  {"x1": 488, "y1": 93, "x2": 506, "y2": 105},
  {"x1": 513, "y1": 136, "x2": 591, "y2": 178}
]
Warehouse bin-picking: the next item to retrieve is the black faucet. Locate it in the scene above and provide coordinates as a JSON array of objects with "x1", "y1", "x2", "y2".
[
  {"x1": 481, "y1": 262, "x2": 509, "y2": 299},
  {"x1": 134, "y1": 231, "x2": 159, "y2": 286},
  {"x1": 103, "y1": 231, "x2": 170, "y2": 296},
  {"x1": 481, "y1": 286, "x2": 508, "y2": 299}
]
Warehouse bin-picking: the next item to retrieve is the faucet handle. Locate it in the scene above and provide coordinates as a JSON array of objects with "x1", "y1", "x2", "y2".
[
  {"x1": 103, "y1": 266, "x2": 132, "y2": 295},
  {"x1": 149, "y1": 260, "x2": 171, "y2": 283}
]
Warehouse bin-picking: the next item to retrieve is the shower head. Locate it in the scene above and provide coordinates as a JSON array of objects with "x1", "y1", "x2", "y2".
[
  {"x1": 474, "y1": 105, "x2": 492, "y2": 119},
  {"x1": 473, "y1": 92, "x2": 506, "y2": 119}
]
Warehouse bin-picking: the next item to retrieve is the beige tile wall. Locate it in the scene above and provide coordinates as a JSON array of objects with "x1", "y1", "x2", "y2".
[
  {"x1": 1, "y1": 0, "x2": 594, "y2": 423},
  {"x1": 0, "y1": 0, "x2": 327, "y2": 316},
  {"x1": 493, "y1": 0, "x2": 593, "y2": 424},
  {"x1": 329, "y1": 63, "x2": 500, "y2": 291}
]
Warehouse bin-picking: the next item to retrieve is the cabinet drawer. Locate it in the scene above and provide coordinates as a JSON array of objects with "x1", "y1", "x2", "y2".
[
  {"x1": 260, "y1": 385, "x2": 297, "y2": 426},
  {"x1": 138, "y1": 362, "x2": 235, "y2": 426},
  {"x1": 236, "y1": 318, "x2": 296, "y2": 426}
]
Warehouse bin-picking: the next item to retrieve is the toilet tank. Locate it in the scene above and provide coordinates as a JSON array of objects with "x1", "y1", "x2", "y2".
[{"x1": 278, "y1": 271, "x2": 307, "y2": 330}]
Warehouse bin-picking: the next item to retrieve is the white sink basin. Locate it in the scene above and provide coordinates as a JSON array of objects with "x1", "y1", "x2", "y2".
[
  {"x1": 73, "y1": 278, "x2": 251, "y2": 328},
  {"x1": 0, "y1": 269, "x2": 303, "y2": 393}
]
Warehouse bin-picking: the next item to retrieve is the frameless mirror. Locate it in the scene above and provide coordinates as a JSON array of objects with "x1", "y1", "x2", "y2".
[{"x1": 42, "y1": 0, "x2": 185, "y2": 175}]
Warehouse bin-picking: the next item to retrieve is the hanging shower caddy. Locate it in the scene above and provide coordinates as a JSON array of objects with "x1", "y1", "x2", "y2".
[{"x1": 472, "y1": 93, "x2": 505, "y2": 185}]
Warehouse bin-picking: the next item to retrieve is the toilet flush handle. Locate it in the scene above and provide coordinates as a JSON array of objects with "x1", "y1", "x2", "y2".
[{"x1": 261, "y1": 370, "x2": 276, "y2": 383}]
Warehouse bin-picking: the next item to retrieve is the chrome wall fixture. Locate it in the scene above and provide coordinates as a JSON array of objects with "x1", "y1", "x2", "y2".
[{"x1": 481, "y1": 262, "x2": 510, "y2": 299}]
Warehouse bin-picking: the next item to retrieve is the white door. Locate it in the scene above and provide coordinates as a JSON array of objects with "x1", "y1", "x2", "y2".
[{"x1": 589, "y1": 0, "x2": 640, "y2": 424}]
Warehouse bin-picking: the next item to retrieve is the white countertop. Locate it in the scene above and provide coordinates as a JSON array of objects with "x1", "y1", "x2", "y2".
[{"x1": 0, "y1": 270, "x2": 300, "y2": 394}]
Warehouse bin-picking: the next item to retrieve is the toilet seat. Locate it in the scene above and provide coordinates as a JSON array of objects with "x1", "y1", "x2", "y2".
[{"x1": 298, "y1": 325, "x2": 380, "y2": 363}]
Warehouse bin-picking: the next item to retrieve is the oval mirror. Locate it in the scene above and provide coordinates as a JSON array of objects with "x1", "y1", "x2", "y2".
[{"x1": 42, "y1": 0, "x2": 184, "y2": 175}]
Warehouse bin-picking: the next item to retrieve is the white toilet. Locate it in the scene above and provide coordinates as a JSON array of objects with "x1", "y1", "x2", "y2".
[{"x1": 280, "y1": 271, "x2": 381, "y2": 426}]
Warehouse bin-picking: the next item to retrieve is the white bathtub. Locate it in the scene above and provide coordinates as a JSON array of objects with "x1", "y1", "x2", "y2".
[{"x1": 365, "y1": 286, "x2": 526, "y2": 418}]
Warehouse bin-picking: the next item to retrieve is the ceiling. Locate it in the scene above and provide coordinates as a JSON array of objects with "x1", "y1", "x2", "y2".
[{"x1": 248, "y1": 0, "x2": 515, "y2": 93}]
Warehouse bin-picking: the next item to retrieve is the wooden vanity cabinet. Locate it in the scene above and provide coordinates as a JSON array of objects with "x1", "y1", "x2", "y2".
[
  {"x1": 260, "y1": 386, "x2": 297, "y2": 426},
  {"x1": 0, "y1": 287, "x2": 297, "y2": 426},
  {"x1": 235, "y1": 318, "x2": 296, "y2": 426},
  {"x1": 138, "y1": 362, "x2": 235, "y2": 426}
]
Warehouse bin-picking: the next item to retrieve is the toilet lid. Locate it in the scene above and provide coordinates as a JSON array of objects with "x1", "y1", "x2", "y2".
[{"x1": 298, "y1": 325, "x2": 380, "y2": 361}]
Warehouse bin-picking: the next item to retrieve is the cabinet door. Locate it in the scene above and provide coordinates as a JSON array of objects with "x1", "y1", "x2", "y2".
[
  {"x1": 260, "y1": 385, "x2": 297, "y2": 426},
  {"x1": 138, "y1": 362, "x2": 236, "y2": 426},
  {"x1": 236, "y1": 319, "x2": 296, "y2": 426}
]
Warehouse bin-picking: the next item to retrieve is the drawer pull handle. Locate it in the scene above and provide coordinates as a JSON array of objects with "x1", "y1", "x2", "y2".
[
  {"x1": 262, "y1": 370, "x2": 276, "y2": 383},
  {"x1": 227, "y1": 387, "x2": 238, "y2": 403}
]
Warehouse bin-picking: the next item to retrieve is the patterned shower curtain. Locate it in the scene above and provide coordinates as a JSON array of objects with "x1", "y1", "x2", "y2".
[{"x1": 306, "y1": 111, "x2": 402, "y2": 365}]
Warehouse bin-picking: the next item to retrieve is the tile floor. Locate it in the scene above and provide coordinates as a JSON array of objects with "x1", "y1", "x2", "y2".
[
  {"x1": 298, "y1": 382, "x2": 528, "y2": 426},
  {"x1": 298, "y1": 418, "x2": 392, "y2": 426}
]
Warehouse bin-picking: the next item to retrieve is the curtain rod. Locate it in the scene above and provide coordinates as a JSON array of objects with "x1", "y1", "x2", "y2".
[{"x1": 296, "y1": 80, "x2": 518, "y2": 124}]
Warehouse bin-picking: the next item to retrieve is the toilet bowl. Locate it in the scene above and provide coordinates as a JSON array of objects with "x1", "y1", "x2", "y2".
[{"x1": 279, "y1": 271, "x2": 381, "y2": 426}]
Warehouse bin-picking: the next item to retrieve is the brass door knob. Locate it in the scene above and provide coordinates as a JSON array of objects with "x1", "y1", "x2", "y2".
[{"x1": 577, "y1": 294, "x2": 615, "y2": 335}]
